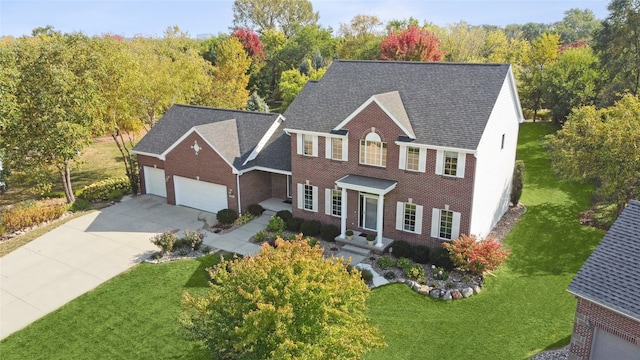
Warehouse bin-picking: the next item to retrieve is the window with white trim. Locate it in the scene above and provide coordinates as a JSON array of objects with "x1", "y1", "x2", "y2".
[
  {"x1": 501, "y1": 133, "x2": 505, "y2": 150},
  {"x1": 331, "y1": 189, "x2": 341, "y2": 216},
  {"x1": 430, "y1": 207, "x2": 461, "y2": 240},
  {"x1": 296, "y1": 133, "x2": 317, "y2": 156},
  {"x1": 398, "y1": 145, "x2": 426, "y2": 172},
  {"x1": 444, "y1": 151, "x2": 458, "y2": 176},
  {"x1": 297, "y1": 183, "x2": 318, "y2": 212},
  {"x1": 304, "y1": 184, "x2": 313, "y2": 210},
  {"x1": 407, "y1": 147, "x2": 420, "y2": 171},
  {"x1": 359, "y1": 132, "x2": 387, "y2": 167},
  {"x1": 331, "y1": 138, "x2": 343, "y2": 160},
  {"x1": 395, "y1": 201, "x2": 423, "y2": 234},
  {"x1": 286, "y1": 175, "x2": 292, "y2": 198},
  {"x1": 435, "y1": 150, "x2": 466, "y2": 178}
]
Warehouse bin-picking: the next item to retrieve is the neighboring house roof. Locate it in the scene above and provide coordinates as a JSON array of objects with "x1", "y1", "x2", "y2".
[
  {"x1": 568, "y1": 200, "x2": 640, "y2": 321},
  {"x1": 283, "y1": 60, "x2": 516, "y2": 150},
  {"x1": 132, "y1": 104, "x2": 287, "y2": 172}
]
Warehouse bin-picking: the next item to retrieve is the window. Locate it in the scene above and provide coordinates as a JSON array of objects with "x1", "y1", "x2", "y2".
[
  {"x1": 331, "y1": 138, "x2": 343, "y2": 160},
  {"x1": 359, "y1": 132, "x2": 387, "y2": 167},
  {"x1": 325, "y1": 188, "x2": 342, "y2": 217},
  {"x1": 431, "y1": 207, "x2": 461, "y2": 240},
  {"x1": 303, "y1": 134, "x2": 313, "y2": 156},
  {"x1": 286, "y1": 175, "x2": 292, "y2": 198},
  {"x1": 435, "y1": 150, "x2": 465, "y2": 178},
  {"x1": 297, "y1": 183, "x2": 318, "y2": 212},
  {"x1": 395, "y1": 201, "x2": 423, "y2": 234},
  {"x1": 406, "y1": 147, "x2": 420, "y2": 171},
  {"x1": 399, "y1": 145, "x2": 426, "y2": 172},
  {"x1": 501, "y1": 133, "x2": 505, "y2": 150}
]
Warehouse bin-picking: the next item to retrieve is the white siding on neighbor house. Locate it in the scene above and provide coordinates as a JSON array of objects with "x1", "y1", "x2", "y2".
[{"x1": 469, "y1": 73, "x2": 522, "y2": 238}]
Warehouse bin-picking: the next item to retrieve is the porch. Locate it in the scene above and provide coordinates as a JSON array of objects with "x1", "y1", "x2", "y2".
[
  {"x1": 259, "y1": 197, "x2": 293, "y2": 213},
  {"x1": 335, "y1": 229, "x2": 394, "y2": 254}
]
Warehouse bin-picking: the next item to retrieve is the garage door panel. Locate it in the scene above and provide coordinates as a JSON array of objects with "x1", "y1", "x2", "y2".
[
  {"x1": 591, "y1": 328, "x2": 640, "y2": 360},
  {"x1": 173, "y1": 176, "x2": 228, "y2": 214},
  {"x1": 143, "y1": 167, "x2": 167, "y2": 197}
]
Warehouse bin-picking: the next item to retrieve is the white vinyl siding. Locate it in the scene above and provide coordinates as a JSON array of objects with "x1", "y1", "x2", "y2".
[
  {"x1": 398, "y1": 145, "x2": 426, "y2": 172},
  {"x1": 325, "y1": 137, "x2": 348, "y2": 161},
  {"x1": 396, "y1": 201, "x2": 423, "y2": 234},
  {"x1": 297, "y1": 183, "x2": 318, "y2": 212},
  {"x1": 435, "y1": 150, "x2": 466, "y2": 178},
  {"x1": 431, "y1": 208, "x2": 461, "y2": 240},
  {"x1": 296, "y1": 133, "x2": 317, "y2": 156}
]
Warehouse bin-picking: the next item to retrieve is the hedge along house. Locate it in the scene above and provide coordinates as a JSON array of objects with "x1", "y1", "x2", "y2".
[
  {"x1": 567, "y1": 200, "x2": 640, "y2": 360},
  {"x1": 132, "y1": 105, "x2": 291, "y2": 215},
  {"x1": 283, "y1": 60, "x2": 524, "y2": 248}
]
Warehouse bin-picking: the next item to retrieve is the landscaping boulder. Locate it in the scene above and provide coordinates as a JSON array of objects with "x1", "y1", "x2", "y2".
[
  {"x1": 451, "y1": 290, "x2": 462, "y2": 299},
  {"x1": 461, "y1": 287, "x2": 473, "y2": 298},
  {"x1": 430, "y1": 289, "x2": 440, "y2": 299},
  {"x1": 442, "y1": 291, "x2": 452, "y2": 301},
  {"x1": 473, "y1": 285, "x2": 482, "y2": 294},
  {"x1": 418, "y1": 285, "x2": 431, "y2": 295}
]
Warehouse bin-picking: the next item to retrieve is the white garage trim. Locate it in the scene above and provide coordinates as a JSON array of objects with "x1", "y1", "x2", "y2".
[
  {"x1": 173, "y1": 176, "x2": 228, "y2": 214},
  {"x1": 590, "y1": 327, "x2": 640, "y2": 360},
  {"x1": 143, "y1": 167, "x2": 167, "y2": 198}
]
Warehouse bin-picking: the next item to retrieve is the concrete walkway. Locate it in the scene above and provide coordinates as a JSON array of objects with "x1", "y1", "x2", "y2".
[{"x1": 0, "y1": 195, "x2": 262, "y2": 340}]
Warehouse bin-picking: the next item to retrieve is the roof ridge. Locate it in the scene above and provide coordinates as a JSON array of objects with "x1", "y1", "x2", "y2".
[
  {"x1": 334, "y1": 59, "x2": 509, "y2": 67},
  {"x1": 171, "y1": 104, "x2": 281, "y2": 117}
]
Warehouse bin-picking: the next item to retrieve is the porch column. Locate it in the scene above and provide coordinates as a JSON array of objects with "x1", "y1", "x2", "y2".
[
  {"x1": 376, "y1": 193, "x2": 384, "y2": 247},
  {"x1": 340, "y1": 187, "x2": 347, "y2": 238}
]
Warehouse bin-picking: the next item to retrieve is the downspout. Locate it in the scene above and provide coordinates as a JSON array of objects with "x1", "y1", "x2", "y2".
[{"x1": 236, "y1": 173, "x2": 242, "y2": 214}]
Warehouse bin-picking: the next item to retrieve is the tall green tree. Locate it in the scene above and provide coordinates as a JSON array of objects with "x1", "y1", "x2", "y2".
[
  {"x1": 542, "y1": 45, "x2": 598, "y2": 123},
  {"x1": 337, "y1": 14, "x2": 383, "y2": 60},
  {"x1": 232, "y1": 0, "x2": 319, "y2": 37},
  {"x1": 181, "y1": 237, "x2": 385, "y2": 360},
  {"x1": 1, "y1": 31, "x2": 102, "y2": 203},
  {"x1": 278, "y1": 62, "x2": 326, "y2": 109},
  {"x1": 554, "y1": 8, "x2": 602, "y2": 44},
  {"x1": 593, "y1": 0, "x2": 640, "y2": 105},
  {"x1": 439, "y1": 21, "x2": 487, "y2": 62},
  {"x1": 519, "y1": 32, "x2": 560, "y2": 121},
  {"x1": 546, "y1": 94, "x2": 640, "y2": 214}
]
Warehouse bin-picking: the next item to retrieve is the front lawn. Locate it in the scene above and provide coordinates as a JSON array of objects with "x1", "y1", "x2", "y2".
[
  {"x1": 365, "y1": 122, "x2": 604, "y2": 359},
  {"x1": 0, "y1": 123, "x2": 605, "y2": 359}
]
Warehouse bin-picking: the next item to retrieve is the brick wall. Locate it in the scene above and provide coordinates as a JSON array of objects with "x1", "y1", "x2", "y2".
[
  {"x1": 271, "y1": 173, "x2": 288, "y2": 199},
  {"x1": 569, "y1": 297, "x2": 640, "y2": 359},
  {"x1": 291, "y1": 101, "x2": 475, "y2": 248},
  {"x1": 137, "y1": 155, "x2": 165, "y2": 195},
  {"x1": 239, "y1": 170, "x2": 272, "y2": 211}
]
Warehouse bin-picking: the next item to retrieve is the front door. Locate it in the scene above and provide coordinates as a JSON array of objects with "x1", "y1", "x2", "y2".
[{"x1": 359, "y1": 193, "x2": 378, "y2": 231}]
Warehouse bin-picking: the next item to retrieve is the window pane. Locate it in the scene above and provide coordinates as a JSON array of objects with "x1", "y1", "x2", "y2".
[
  {"x1": 332, "y1": 189, "x2": 341, "y2": 216},
  {"x1": 360, "y1": 140, "x2": 386, "y2": 167},
  {"x1": 303, "y1": 135, "x2": 313, "y2": 155},
  {"x1": 439, "y1": 209, "x2": 453, "y2": 239},
  {"x1": 406, "y1": 147, "x2": 419, "y2": 171},
  {"x1": 444, "y1": 151, "x2": 458, "y2": 176},
  {"x1": 304, "y1": 185, "x2": 313, "y2": 210},
  {"x1": 404, "y1": 203, "x2": 416, "y2": 232},
  {"x1": 332, "y1": 138, "x2": 342, "y2": 160},
  {"x1": 359, "y1": 140, "x2": 366, "y2": 163}
]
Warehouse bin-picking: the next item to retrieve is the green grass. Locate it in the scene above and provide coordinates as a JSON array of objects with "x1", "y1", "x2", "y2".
[
  {"x1": 364, "y1": 122, "x2": 604, "y2": 360},
  {"x1": 0, "y1": 138, "x2": 126, "y2": 207},
  {"x1": 0, "y1": 123, "x2": 605, "y2": 359},
  {"x1": 0, "y1": 254, "x2": 229, "y2": 359}
]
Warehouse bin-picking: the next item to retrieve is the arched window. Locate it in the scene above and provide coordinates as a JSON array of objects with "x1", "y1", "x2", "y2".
[{"x1": 359, "y1": 131, "x2": 387, "y2": 167}]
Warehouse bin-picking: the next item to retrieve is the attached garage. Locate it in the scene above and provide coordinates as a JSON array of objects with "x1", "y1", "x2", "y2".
[
  {"x1": 173, "y1": 176, "x2": 228, "y2": 214},
  {"x1": 143, "y1": 166, "x2": 167, "y2": 197},
  {"x1": 590, "y1": 328, "x2": 640, "y2": 360}
]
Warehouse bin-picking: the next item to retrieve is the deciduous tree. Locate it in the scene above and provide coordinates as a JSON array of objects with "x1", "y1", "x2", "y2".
[
  {"x1": 379, "y1": 25, "x2": 444, "y2": 61},
  {"x1": 519, "y1": 32, "x2": 560, "y2": 121},
  {"x1": 337, "y1": 14, "x2": 383, "y2": 60},
  {"x1": 554, "y1": 8, "x2": 602, "y2": 44},
  {"x1": 181, "y1": 237, "x2": 385, "y2": 360},
  {"x1": 232, "y1": 0, "x2": 319, "y2": 37}
]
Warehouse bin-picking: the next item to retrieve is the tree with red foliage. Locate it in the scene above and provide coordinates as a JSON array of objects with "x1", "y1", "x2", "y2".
[
  {"x1": 443, "y1": 234, "x2": 510, "y2": 275},
  {"x1": 231, "y1": 28, "x2": 265, "y2": 61},
  {"x1": 559, "y1": 40, "x2": 589, "y2": 54},
  {"x1": 379, "y1": 25, "x2": 444, "y2": 61}
]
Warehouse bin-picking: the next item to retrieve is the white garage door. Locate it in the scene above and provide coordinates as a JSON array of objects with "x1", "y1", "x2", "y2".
[
  {"x1": 173, "y1": 176, "x2": 228, "y2": 214},
  {"x1": 143, "y1": 167, "x2": 166, "y2": 197},
  {"x1": 591, "y1": 328, "x2": 640, "y2": 360}
]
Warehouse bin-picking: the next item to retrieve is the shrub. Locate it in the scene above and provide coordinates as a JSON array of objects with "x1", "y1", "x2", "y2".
[
  {"x1": 510, "y1": 160, "x2": 525, "y2": 205},
  {"x1": 360, "y1": 268, "x2": 374, "y2": 284},
  {"x1": 300, "y1": 220, "x2": 321, "y2": 236},
  {"x1": 70, "y1": 199, "x2": 90, "y2": 212},
  {"x1": 376, "y1": 255, "x2": 396, "y2": 270},
  {"x1": 306, "y1": 236, "x2": 318, "y2": 247},
  {"x1": 254, "y1": 230, "x2": 267, "y2": 243},
  {"x1": 412, "y1": 245, "x2": 430, "y2": 264},
  {"x1": 443, "y1": 234, "x2": 510, "y2": 275},
  {"x1": 202, "y1": 245, "x2": 212, "y2": 254},
  {"x1": 183, "y1": 230, "x2": 204, "y2": 250},
  {"x1": 107, "y1": 189, "x2": 125, "y2": 201},
  {"x1": 234, "y1": 212, "x2": 254, "y2": 226},
  {"x1": 391, "y1": 240, "x2": 413, "y2": 259},
  {"x1": 216, "y1": 209, "x2": 238, "y2": 225},
  {"x1": 1, "y1": 201, "x2": 68, "y2": 233},
  {"x1": 286, "y1": 217, "x2": 304, "y2": 232},
  {"x1": 430, "y1": 246, "x2": 454, "y2": 270},
  {"x1": 430, "y1": 265, "x2": 449, "y2": 280},
  {"x1": 39, "y1": 191, "x2": 66, "y2": 199},
  {"x1": 320, "y1": 224, "x2": 340, "y2": 242},
  {"x1": 77, "y1": 177, "x2": 130, "y2": 201},
  {"x1": 406, "y1": 265, "x2": 425, "y2": 281},
  {"x1": 275, "y1": 210, "x2": 293, "y2": 223},
  {"x1": 396, "y1": 257, "x2": 414, "y2": 273},
  {"x1": 150, "y1": 231, "x2": 178, "y2": 252},
  {"x1": 266, "y1": 215, "x2": 285, "y2": 234},
  {"x1": 247, "y1": 204, "x2": 264, "y2": 216}
]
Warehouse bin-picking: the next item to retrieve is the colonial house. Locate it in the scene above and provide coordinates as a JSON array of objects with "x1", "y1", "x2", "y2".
[
  {"x1": 132, "y1": 60, "x2": 524, "y2": 249},
  {"x1": 567, "y1": 200, "x2": 640, "y2": 360}
]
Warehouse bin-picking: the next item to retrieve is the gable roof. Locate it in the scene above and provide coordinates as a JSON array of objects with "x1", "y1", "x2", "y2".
[
  {"x1": 132, "y1": 104, "x2": 285, "y2": 171},
  {"x1": 567, "y1": 200, "x2": 640, "y2": 321},
  {"x1": 283, "y1": 60, "x2": 515, "y2": 150}
]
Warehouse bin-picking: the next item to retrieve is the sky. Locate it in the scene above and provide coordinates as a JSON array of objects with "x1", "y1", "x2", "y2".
[{"x1": 1, "y1": 0, "x2": 610, "y2": 38}]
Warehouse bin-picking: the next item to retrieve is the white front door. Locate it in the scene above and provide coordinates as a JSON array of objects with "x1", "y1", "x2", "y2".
[
  {"x1": 360, "y1": 193, "x2": 378, "y2": 231},
  {"x1": 173, "y1": 176, "x2": 228, "y2": 214},
  {"x1": 143, "y1": 167, "x2": 167, "y2": 197}
]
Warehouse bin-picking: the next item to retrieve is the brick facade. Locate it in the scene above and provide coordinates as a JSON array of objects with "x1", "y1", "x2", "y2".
[
  {"x1": 291, "y1": 102, "x2": 475, "y2": 248},
  {"x1": 569, "y1": 297, "x2": 640, "y2": 360}
]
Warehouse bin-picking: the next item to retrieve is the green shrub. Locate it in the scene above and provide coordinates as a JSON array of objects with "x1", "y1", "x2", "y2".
[
  {"x1": 247, "y1": 204, "x2": 264, "y2": 216},
  {"x1": 266, "y1": 215, "x2": 285, "y2": 234},
  {"x1": 320, "y1": 224, "x2": 340, "y2": 242},
  {"x1": 376, "y1": 255, "x2": 397, "y2": 270},
  {"x1": 360, "y1": 268, "x2": 374, "y2": 284},
  {"x1": 216, "y1": 209, "x2": 238, "y2": 224},
  {"x1": 107, "y1": 189, "x2": 125, "y2": 201},
  {"x1": 412, "y1": 245, "x2": 430, "y2": 264},
  {"x1": 430, "y1": 246, "x2": 454, "y2": 271},
  {"x1": 306, "y1": 236, "x2": 318, "y2": 247},
  {"x1": 592, "y1": 203, "x2": 617, "y2": 229},
  {"x1": 275, "y1": 210, "x2": 293, "y2": 223},
  {"x1": 254, "y1": 230, "x2": 267, "y2": 242},
  {"x1": 39, "y1": 191, "x2": 66, "y2": 199},
  {"x1": 70, "y1": 199, "x2": 91, "y2": 212},
  {"x1": 391, "y1": 240, "x2": 413, "y2": 259},
  {"x1": 1, "y1": 201, "x2": 68, "y2": 233},
  {"x1": 77, "y1": 177, "x2": 130, "y2": 201},
  {"x1": 430, "y1": 265, "x2": 449, "y2": 280},
  {"x1": 183, "y1": 230, "x2": 203, "y2": 250},
  {"x1": 202, "y1": 245, "x2": 212, "y2": 254},
  {"x1": 511, "y1": 160, "x2": 525, "y2": 205},
  {"x1": 150, "y1": 231, "x2": 178, "y2": 252},
  {"x1": 234, "y1": 212, "x2": 254, "y2": 226},
  {"x1": 299, "y1": 220, "x2": 321, "y2": 236},
  {"x1": 174, "y1": 237, "x2": 190, "y2": 249},
  {"x1": 406, "y1": 265, "x2": 426, "y2": 281},
  {"x1": 396, "y1": 257, "x2": 414, "y2": 273},
  {"x1": 286, "y1": 217, "x2": 304, "y2": 232}
]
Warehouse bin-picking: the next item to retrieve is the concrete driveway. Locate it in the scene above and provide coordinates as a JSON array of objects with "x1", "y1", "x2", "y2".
[{"x1": 0, "y1": 195, "x2": 234, "y2": 340}]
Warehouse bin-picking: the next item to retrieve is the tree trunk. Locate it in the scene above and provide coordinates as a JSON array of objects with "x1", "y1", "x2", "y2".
[
  {"x1": 111, "y1": 131, "x2": 140, "y2": 195},
  {"x1": 61, "y1": 159, "x2": 75, "y2": 203}
]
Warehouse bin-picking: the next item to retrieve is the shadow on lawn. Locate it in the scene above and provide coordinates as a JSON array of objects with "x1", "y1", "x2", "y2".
[{"x1": 183, "y1": 252, "x2": 237, "y2": 288}]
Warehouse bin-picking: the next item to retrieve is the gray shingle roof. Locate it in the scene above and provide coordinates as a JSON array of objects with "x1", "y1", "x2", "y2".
[
  {"x1": 567, "y1": 200, "x2": 640, "y2": 321},
  {"x1": 133, "y1": 105, "x2": 284, "y2": 171},
  {"x1": 283, "y1": 60, "x2": 513, "y2": 150}
]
